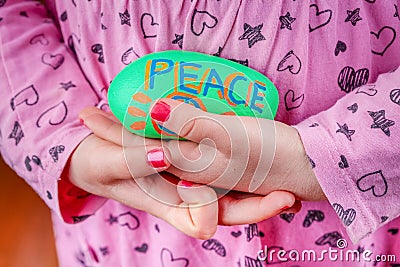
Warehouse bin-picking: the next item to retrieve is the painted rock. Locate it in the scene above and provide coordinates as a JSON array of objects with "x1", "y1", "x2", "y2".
[{"x1": 108, "y1": 50, "x2": 279, "y2": 139}]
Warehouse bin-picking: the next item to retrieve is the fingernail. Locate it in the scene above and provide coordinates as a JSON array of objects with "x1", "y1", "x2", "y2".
[
  {"x1": 147, "y1": 148, "x2": 167, "y2": 168},
  {"x1": 150, "y1": 101, "x2": 171, "y2": 122},
  {"x1": 279, "y1": 205, "x2": 291, "y2": 213},
  {"x1": 79, "y1": 118, "x2": 85, "y2": 125},
  {"x1": 180, "y1": 180, "x2": 194, "y2": 188}
]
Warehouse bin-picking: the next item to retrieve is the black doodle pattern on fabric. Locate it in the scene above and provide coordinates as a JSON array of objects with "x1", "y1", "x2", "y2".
[
  {"x1": 309, "y1": 123, "x2": 319, "y2": 128},
  {"x1": 381, "y1": 216, "x2": 389, "y2": 223},
  {"x1": 119, "y1": 9, "x2": 131, "y2": 26},
  {"x1": 284, "y1": 90, "x2": 304, "y2": 111},
  {"x1": 332, "y1": 203, "x2": 356, "y2": 226},
  {"x1": 134, "y1": 243, "x2": 148, "y2": 253},
  {"x1": 160, "y1": 248, "x2": 189, "y2": 267},
  {"x1": 336, "y1": 122, "x2": 355, "y2": 141},
  {"x1": 91, "y1": 44, "x2": 104, "y2": 63},
  {"x1": 335, "y1": 40, "x2": 347, "y2": 56},
  {"x1": 395, "y1": 4, "x2": 400, "y2": 20},
  {"x1": 303, "y1": 210, "x2": 325, "y2": 228},
  {"x1": 390, "y1": 89, "x2": 400, "y2": 105},
  {"x1": 60, "y1": 11, "x2": 67, "y2": 21},
  {"x1": 306, "y1": 155, "x2": 316, "y2": 169},
  {"x1": 370, "y1": 26, "x2": 396, "y2": 56},
  {"x1": 0, "y1": 0, "x2": 6, "y2": 7},
  {"x1": 245, "y1": 223, "x2": 259, "y2": 242},
  {"x1": 19, "y1": 11, "x2": 28, "y2": 17},
  {"x1": 202, "y1": 239, "x2": 226, "y2": 257},
  {"x1": 30, "y1": 34, "x2": 49, "y2": 45},
  {"x1": 100, "y1": 247, "x2": 109, "y2": 256},
  {"x1": 121, "y1": 47, "x2": 139, "y2": 65},
  {"x1": 356, "y1": 84, "x2": 377, "y2": 96},
  {"x1": 172, "y1": 33, "x2": 184, "y2": 49},
  {"x1": 155, "y1": 224, "x2": 160, "y2": 233},
  {"x1": 244, "y1": 255, "x2": 263, "y2": 267},
  {"x1": 36, "y1": 101, "x2": 68, "y2": 128},
  {"x1": 279, "y1": 12, "x2": 296, "y2": 30},
  {"x1": 337, "y1": 66, "x2": 369, "y2": 93},
  {"x1": 67, "y1": 34, "x2": 79, "y2": 58},
  {"x1": 368, "y1": 110, "x2": 395, "y2": 137},
  {"x1": 388, "y1": 228, "x2": 399, "y2": 235},
  {"x1": 309, "y1": 4, "x2": 332, "y2": 32},
  {"x1": 229, "y1": 58, "x2": 249, "y2": 66},
  {"x1": 75, "y1": 250, "x2": 90, "y2": 267},
  {"x1": 277, "y1": 50, "x2": 302, "y2": 75},
  {"x1": 60, "y1": 81, "x2": 76, "y2": 91},
  {"x1": 238, "y1": 23, "x2": 265, "y2": 48},
  {"x1": 338, "y1": 155, "x2": 349, "y2": 169},
  {"x1": 41, "y1": 53, "x2": 65, "y2": 70},
  {"x1": 213, "y1": 46, "x2": 223, "y2": 57},
  {"x1": 141, "y1": 13, "x2": 159, "y2": 39},
  {"x1": 10, "y1": 84, "x2": 39, "y2": 111},
  {"x1": 72, "y1": 215, "x2": 92, "y2": 223},
  {"x1": 231, "y1": 230, "x2": 242, "y2": 238},
  {"x1": 345, "y1": 8, "x2": 362, "y2": 26},
  {"x1": 190, "y1": 9, "x2": 218, "y2": 36},
  {"x1": 347, "y1": 103, "x2": 358, "y2": 113},
  {"x1": 8, "y1": 121, "x2": 24, "y2": 145},
  {"x1": 24, "y1": 155, "x2": 44, "y2": 172},
  {"x1": 315, "y1": 231, "x2": 343, "y2": 247},
  {"x1": 106, "y1": 212, "x2": 140, "y2": 230},
  {"x1": 46, "y1": 190, "x2": 52, "y2": 200},
  {"x1": 280, "y1": 213, "x2": 295, "y2": 223},
  {"x1": 49, "y1": 145, "x2": 65, "y2": 162},
  {"x1": 356, "y1": 170, "x2": 388, "y2": 197}
]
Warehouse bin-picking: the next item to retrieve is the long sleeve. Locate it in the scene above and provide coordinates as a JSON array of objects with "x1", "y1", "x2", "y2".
[
  {"x1": 0, "y1": 0, "x2": 107, "y2": 223},
  {"x1": 294, "y1": 67, "x2": 400, "y2": 243}
]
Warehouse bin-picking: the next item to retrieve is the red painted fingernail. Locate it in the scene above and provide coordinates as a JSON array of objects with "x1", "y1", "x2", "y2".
[
  {"x1": 180, "y1": 180, "x2": 194, "y2": 188},
  {"x1": 150, "y1": 101, "x2": 171, "y2": 122},
  {"x1": 79, "y1": 118, "x2": 85, "y2": 125},
  {"x1": 147, "y1": 149, "x2": 167, "y2": 168},
  {"x1": 279, "y1": 205, "x2": 291, "y2": 213}
]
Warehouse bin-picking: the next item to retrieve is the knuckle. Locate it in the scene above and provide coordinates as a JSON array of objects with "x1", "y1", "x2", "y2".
[{"x1": 179, "y1": 117, "x2": 197, "y2": 139}]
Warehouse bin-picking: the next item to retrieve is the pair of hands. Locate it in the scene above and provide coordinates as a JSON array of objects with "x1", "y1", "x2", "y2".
[{"x1": 67, "y1": 99, "x2": 325, "y2": 239}]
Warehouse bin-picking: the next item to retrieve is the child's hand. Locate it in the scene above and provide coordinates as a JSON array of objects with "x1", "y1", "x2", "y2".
[
  {"x1": 66, "y1": 107, "x2": 298, "y2": 240},
  {"x1": 151, "y1": 99, "x2": 326, "y2": 201}
]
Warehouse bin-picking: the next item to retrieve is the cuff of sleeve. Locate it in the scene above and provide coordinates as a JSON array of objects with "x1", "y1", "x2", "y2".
[
  {"x1": 39, "y1": 124, "x2": 107, "y2": 224},
  {"x1": 293, "y1": 119, "x2": 376, "y2": 244}
]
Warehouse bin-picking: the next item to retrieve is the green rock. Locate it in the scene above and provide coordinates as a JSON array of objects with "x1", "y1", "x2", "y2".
[{"x1": 108, "y1": 50, "x2": 279, "y2": 139}]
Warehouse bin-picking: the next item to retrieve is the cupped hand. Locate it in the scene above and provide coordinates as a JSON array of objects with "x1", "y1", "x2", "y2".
[
  {"x1": 150, "y1": 99, "x2": 326, "y2": 201},
  {"x1": 65, "y1": 107, "x2": 298, "y2": 240}
]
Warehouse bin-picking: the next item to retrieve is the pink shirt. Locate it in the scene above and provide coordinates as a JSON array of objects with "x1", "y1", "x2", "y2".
[{"x1": 1, "y1": 0, "x2": 399, "y2": 266}]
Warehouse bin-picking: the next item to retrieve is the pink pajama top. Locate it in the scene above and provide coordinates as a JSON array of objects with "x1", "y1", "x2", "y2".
[{"x1": 1, "y1": 0, "x2": 399, "y2": 266}]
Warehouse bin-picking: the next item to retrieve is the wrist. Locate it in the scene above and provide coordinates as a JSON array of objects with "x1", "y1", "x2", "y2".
[{"x1": 274, "y1": 122, "x2": 326, "y2": 201}]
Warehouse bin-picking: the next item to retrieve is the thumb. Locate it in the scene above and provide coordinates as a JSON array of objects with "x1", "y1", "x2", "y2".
[{"x1": 149, "y1": 99, "x2": 237, "y2": 148}]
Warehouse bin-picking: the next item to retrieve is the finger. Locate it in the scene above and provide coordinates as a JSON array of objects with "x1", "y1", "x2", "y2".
[
  {"x1": 280, "y1": 200, "x2": 302, "y2": 214},
  {"x1": 218, "y1": 191, "x2": 296, "y2": 225},
  {"x1": 150, "y1": 99, "x2": 233, "y2": 148},
  {"x1": 106, "y1": 175, "x2": 217, "y2": 240},
  {"x1": 174, "y1": 180, "x2": 218, "y2": 239},
  {"x1": 80, "y1": 106, "x2": 121, "y2": 124},
  {"x1": 85, "y1": 143, "x2": 170, "y2": 184},
  {"x1": 81, "y1": 109, "x2": 160, "y2": 147}
]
